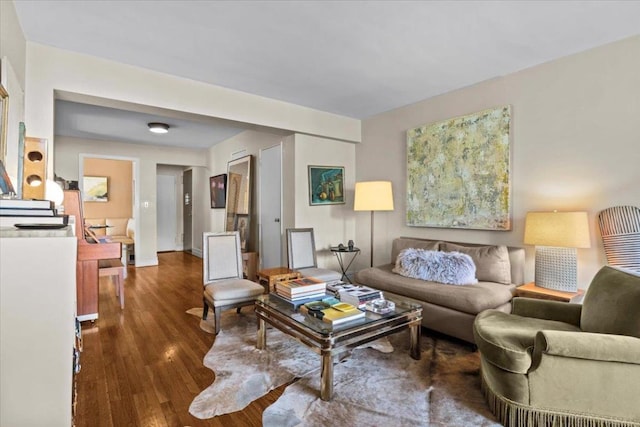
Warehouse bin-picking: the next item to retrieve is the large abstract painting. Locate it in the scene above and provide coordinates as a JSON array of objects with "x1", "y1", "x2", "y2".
[{"x1": 407, "y1": 105, "x2": 512, "y2": 230}]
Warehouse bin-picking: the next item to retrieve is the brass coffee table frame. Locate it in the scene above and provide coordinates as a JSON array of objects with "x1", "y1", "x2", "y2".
[{"x1": 255, "y1": 295, "x2": 422, "y2": 401}]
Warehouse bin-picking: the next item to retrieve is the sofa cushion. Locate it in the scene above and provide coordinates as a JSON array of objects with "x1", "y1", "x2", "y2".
[
  {"x1": 391, "y1": 237, "x2": 439, "y2": 264},
  {"x1": 106, "y1": 218, "x2": 129, "y2": 236},
  {"x1": 440, "y1": 242, "x2": 512, "y2": 285},
  {"x1": 393, "y1": 248, "x2": 478, "y2": 285},
  {"x1": 355, "y1": 264, "x2": 515, "y2": 314},
  {"x1": 473, "y1": 309, "x2": 581, "y2": 374}
]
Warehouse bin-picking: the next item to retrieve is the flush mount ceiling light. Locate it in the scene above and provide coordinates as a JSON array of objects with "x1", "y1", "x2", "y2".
[{"x1": 148, "y1": 122, "x2": 170, "y2": 134}]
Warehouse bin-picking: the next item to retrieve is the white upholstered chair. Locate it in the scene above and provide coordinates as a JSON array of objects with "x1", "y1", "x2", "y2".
[
  {"x1": 286, "y1": 228, "x2": 342, "y2": 282},
  {"x1": 202, "y1": 231, "x2": 264, "y2": 334}
]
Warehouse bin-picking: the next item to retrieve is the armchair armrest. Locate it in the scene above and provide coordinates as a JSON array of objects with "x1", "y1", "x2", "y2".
[
  {"x1": 512, "y1": 297, "x2": 582, "y2": 327},
  {"x1": 532, "y1": 330, "x2": 640, "y2": 369},
  {"x1": 528, "y1": 330, "x2": 640, "y2": 420}
]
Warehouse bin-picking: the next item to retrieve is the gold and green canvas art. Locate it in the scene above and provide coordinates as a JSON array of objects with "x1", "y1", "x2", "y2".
[{"x1": 407, "y1": 105, "x2": 511, "y2": 230}]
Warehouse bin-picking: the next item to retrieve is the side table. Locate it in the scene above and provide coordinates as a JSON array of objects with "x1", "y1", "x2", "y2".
[
  {"x1": 330, "y1": 246, "x2": 360, "y2": 283},
  {"x1": 515, "y1": 282, "x2": 585, "y2": 303},
  {"x1": 257, "y1": 267, "x2": 302, "y2": 293}
]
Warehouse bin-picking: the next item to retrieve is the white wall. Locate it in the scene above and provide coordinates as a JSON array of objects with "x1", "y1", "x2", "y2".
[
  {"x1": 55, "y1": 136, "x2": 207, "y2": 266},
  {"x1": 358, "y1": 35, "x2": 640, "y2": 288},
  {"x1": 23, "y1": 42, "x2": 360, "y2": 182},
  {"x1": 206, "y1": 130, "x2": 357, "y2": 271},
  {"x1": 0, "y1": 0, "x2": 26, "y2": 89},
  {"x1": 291, "y1": 134, "x2": 357, "y2": 271},
  {"x1": 0, "y1": 0, "x2": 26, "y2": 180},
  {"x1": 206, "y1": 129, "x2": 287, "y2": 254}
]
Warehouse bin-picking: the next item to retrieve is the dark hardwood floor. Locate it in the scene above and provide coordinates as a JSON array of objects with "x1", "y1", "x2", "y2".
[{"x1": 76, "y1": 251, "x2": 284, "y2": 427}]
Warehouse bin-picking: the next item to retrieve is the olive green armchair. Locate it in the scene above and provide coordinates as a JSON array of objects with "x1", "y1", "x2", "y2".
[{"x1": 473, "y1": 266, "x2": 640, "y2": 427}]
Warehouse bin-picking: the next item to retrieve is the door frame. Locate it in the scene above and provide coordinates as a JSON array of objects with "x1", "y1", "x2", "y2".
[{"x1": 78, "y1": 153, "x2": 140, "y2": 265}]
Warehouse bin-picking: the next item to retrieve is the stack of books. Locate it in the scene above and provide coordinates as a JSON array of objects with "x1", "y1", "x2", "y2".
[
  {"x1": 0, "y1": 199, "x2": 69, "y2": 228},
  {"x1": 300, "y1": 300, "x2": 365, "y2": 325},
  {"x1": 274, "y1": 277, "x2": 327, "y2": 301},
  {"x1": 338, "y1": 285, "x2": 383, "y2": 309},
  {"x1": 326, "y1": 282, "x2": 383, "y2": 309}
]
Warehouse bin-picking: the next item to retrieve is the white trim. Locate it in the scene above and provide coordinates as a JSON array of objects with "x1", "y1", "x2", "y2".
[
  {"x1": 78, "y1": 152, "x2": 141, "y2": 266},
  {"x1": 134, "y1": 256, "x2": 159, "y2": 267},
  {"x1": 77, "y1": 313, "x2": 98, "y2": 322}
]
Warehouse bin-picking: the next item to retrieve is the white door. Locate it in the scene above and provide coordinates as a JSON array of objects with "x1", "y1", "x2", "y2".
[
  {"x1": 157, "y1": 174, "x2": 177, "y2": 252},
  {"x1": 260, "y1": 144, "x2": 282, "y2": 268}
]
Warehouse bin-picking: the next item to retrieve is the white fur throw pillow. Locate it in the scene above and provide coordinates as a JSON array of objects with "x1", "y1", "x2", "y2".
[{"x1": 392, "y1": 248, "x2": 478, "y2": 285}]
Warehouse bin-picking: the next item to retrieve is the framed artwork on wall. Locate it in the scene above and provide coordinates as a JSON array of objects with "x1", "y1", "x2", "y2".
[
  {"x1": 83, "y1": 176, "x2": 108, "y2": 202},
  {"x1": 406, "y1": 105, "x2": 512, "y2": 230},
  {"x1": 209, "y1": 173, "x2": 227, "y2": 208},
  {"x1": 308, "y1": 165, "x2": 345, "y2": 206}
]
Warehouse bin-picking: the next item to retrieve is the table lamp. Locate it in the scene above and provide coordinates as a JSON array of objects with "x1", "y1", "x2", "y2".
[
  {"x1": 524, "y1": 211, "x2": 591, "y2": 292},
  {"x1": 354, "y1": 181, "x2": 394, "y2": 267}
]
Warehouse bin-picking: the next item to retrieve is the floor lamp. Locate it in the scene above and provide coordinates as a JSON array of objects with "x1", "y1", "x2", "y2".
[
  {"x1": 354, "y1": 181, "x2": 394, "y2": 267},
  {"x1": 524, "y1": 211, "x2": 591, "y2": 292}
]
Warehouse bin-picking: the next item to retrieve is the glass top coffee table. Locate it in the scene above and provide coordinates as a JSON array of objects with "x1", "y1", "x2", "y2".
[{"x1": 254, "y1": 294, "x2": 423, "y2": 401}]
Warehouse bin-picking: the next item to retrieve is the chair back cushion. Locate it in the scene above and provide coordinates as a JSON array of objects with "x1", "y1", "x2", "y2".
[
  {"x1": 106, "y1": 218, "x2": 129, "y2": 236},
  {"x1": 581, "y1": 266, "x2": 640, "y2": 337},
  {"x1": 287, "y1": 228, "x2": 317, "y2": 270},
  {"x1": 391, "y1": 237, "x2": 440, "y2": 264},
  {"x1": 203, "y1": 232, "x2": 243, "y2": 284}
]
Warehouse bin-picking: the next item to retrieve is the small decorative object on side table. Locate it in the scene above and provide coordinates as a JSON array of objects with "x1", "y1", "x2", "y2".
[
  {"x1": 515, "y1": 282, "x2": 585, "y2": 303},
  {"x1": 257, "y1": 267, "x2": 302, "y2": 293},
  {"x1": 330, "y1": 245, "x2": 360, "y2": 283}
]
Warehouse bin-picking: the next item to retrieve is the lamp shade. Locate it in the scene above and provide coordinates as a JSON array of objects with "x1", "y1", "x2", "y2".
[
  {"x1": 354, "y1": 181, "x2": 394, "y2": 211},
  {"x1": 524, "y1": 211, "x2": 591, "y2": 248}
]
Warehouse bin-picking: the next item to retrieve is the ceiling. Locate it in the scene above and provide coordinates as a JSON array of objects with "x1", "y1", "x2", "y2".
[{"x1": 13, "y1": 1, "x2": 640, "y2": 149}]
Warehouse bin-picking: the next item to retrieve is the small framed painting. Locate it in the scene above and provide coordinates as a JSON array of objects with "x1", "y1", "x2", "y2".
[
  {"x1": 209, "y1": 173, "x2": 227, "y2": 208},
  {"x1": 83, "y1": 176, "x2": 108, "y2": 202},
  {"x1": 308, "y1": 166, "x2": 345, "y2": 206}
]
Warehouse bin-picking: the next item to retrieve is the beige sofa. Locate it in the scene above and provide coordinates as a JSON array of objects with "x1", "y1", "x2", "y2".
[{"x1": 354, "y1": 237, "x2": 525, "y2": 344}]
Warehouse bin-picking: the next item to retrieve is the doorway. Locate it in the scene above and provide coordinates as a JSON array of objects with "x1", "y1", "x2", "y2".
[
  {"x1": 157, "y1": 174, "x2": 177, "y2": 252},
  {"x1": 78, "y1": 153, "x2": 139, "y2": 266},
  {"x1": 183, "y1": 169, "x2": 193, "y2": 253}
]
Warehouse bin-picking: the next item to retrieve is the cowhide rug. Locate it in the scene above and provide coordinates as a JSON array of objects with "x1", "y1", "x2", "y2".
[{"x1": 187, "y1": 308, "x2": 499, "y2": 426}]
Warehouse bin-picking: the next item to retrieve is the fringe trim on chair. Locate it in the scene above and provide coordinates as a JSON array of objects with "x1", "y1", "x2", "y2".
[{"x1": 480, "y1": 375, "x2": 640, "y2": 427}]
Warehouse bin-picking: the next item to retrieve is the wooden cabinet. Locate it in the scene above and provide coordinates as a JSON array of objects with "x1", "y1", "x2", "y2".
[{"x1": 0, "y1": 228, "x2": 77, "y2": 426}]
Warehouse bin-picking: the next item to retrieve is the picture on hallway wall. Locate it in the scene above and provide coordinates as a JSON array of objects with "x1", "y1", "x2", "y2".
[
  {"x1": 308, "y1": 166, "x2": 345, "y2": 206},
  {"x1": 406, "y1": 105, "x2": 512, "y2": 230},
  {"x1": 209, "y1": 173, "x2": 227, "y2": 209},
  {"x1": 83, "y1": 176, "x2": 108, "y2": 202}
]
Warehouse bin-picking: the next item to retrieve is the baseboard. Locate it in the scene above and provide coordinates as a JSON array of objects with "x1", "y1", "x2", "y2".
[
  {"x1": 135, "y1": 256, "x2": 159, "y2": 267},
  {"x1": 191, "y1": 248, "x2": 203, "y2": 258},
  {"x1": 77, "y1": 313, "x2": 98, "y2": 322}
]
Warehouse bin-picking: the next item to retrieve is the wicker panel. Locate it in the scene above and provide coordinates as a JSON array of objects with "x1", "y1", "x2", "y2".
[
  {"x1": 598, "y1": 206, "x2": 640, "y2": 274},
  {"x1": 535, "y1": 246, "x2": 578, "y2": 292}
]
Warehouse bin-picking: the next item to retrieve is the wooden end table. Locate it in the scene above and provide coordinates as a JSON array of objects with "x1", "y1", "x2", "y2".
[
  {"x1": 515, "y1": 282, "x2": 585, "y2": 303},
  {"x1": 257, "y1": 267, "x2": 302, "y2": 293}
]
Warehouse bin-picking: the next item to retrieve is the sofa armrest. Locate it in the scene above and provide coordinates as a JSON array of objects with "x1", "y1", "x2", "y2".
[
  {"x1": 532, "y1": 330, "x2": 640, "y2": 369},
  {"x1": 512, "y1": 297, "x2": 581, "y2": 326}
]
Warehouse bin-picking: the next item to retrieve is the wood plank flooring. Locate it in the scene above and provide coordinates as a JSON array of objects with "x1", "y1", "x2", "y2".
[{"x1": 76, "y1": 251, "x2": 284, "y2": 427}]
